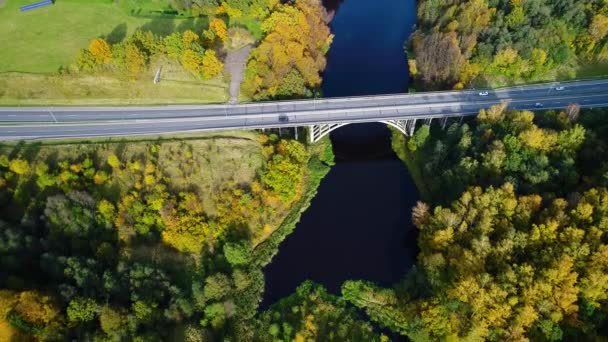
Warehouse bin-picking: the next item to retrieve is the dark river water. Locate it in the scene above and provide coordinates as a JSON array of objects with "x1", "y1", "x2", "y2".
[{"x1": 261, "y1": 0, "x2": 419, "y2": 307}]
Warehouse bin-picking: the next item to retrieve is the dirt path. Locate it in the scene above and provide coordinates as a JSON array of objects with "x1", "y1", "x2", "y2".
[{"x1": 224, "y1": 45, "x2": 252, "y2": 104}]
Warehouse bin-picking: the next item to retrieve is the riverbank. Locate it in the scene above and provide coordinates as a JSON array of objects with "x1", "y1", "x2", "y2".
[
  {"x1": 253, "y1": 136, "x2": 334, "y2": 268},
  {"x1": 389, "y1": 128, "x2": 431, "y2": 202}
]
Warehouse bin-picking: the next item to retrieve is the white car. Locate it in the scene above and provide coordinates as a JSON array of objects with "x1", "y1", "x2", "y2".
[
  {"x1": 479, "y1": 91, "x2": 489, "y2": 96},
  {"x1": 555, "y1": 86, "x2": 565, "y2": 91},
  {"x1": 535, "y1": 102, "x2": 543, "y2": 108}
]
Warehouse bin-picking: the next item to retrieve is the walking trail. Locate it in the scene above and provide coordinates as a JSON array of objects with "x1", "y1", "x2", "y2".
[{"x1": 224, "y1": 45, "x2": 252, "y2": 104}]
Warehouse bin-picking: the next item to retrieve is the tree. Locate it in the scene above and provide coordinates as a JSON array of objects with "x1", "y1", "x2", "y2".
[
  {"x1": 204, "y1": 18, "x2": 228, "y2": 44},
  {"x1": 7, "y1": 291, "x2": 62, "y2": 338},
  {"x1": 67, "y1": 298, "x2": 97, "y2": 322},
  {"x1": 99, "y1": 306, "x2": 126, "y2": 336},
  {"x1": 164, "y1": 32, "x2": 184, "y2": 59},
  {"x1": 183, "y1": 30, "x2": 201, "y2": 48},
  {"x1": 201, "y1": 50, "x2": 223, "y2": 79},
  {"x1": 242, "y1": 0, "x2": 331, "y2": 99},
  {"x1": 412, "y1": 31, "x2": 463, "y2": 87},
  {"x1": 408, "y1": 125, "x2": 430, "y2": 151},
  {"x1": 223, "y1": 242, "x2": 251, "y2": 266},
  {"x1": 181, "y1": 49, "x2": 204, "y2": 75},
  {"x1": 107, "y1": 153, "x2": 121, "y2": 169},
  {"x1": 88, "y1": 38, "x2": 112, "y2": 65},
  {"x1": 9, "y1": 159, "x2": 29, "y2": 175},
  {"x1": 161, "y1": 193, "x2": 209, "y2": 253},
  {"x1": 258, "y1": 281, "x2": 381, "y2": 341},
  {"x1": 125, "y1": 43, "x2": 146, "y2": 76},
  {"x1": 202, "y1": 303, "x2": 226, "y2": 329},
  {"x1": 589, "y1": 15, "x2": 608, "y2": 41}
]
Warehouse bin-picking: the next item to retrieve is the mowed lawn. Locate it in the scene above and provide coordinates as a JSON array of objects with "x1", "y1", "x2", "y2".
[
  {"x1": 0, "y1": 0, "x2": 229, "y2": 104},
  {"x1": 0, "y1": 0, "x2": 164, "y2": 73}
]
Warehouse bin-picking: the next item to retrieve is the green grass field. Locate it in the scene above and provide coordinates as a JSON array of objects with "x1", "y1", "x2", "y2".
[
  {"x1": 0, "y1": 57, "x2": 228, "y2": 105},
  {"x1": 0, "y1": 0, "x2": 228, "y2": 104},
  {"x1": 0, "y1": 0, "x2": 209, "y2": 73}
]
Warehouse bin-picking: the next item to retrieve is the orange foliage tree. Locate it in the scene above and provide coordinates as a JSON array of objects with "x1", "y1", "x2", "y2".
[
  {"x1": 242, "y1": 0, "x2": 332, "y2": 99},
  {"x1": 88, "y1": 38, "x2": 112, "y2": 65}
]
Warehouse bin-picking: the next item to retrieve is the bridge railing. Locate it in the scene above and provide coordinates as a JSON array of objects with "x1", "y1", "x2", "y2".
[{"x1": 237, "y1": 77, "x2": 608, "y2": 107}]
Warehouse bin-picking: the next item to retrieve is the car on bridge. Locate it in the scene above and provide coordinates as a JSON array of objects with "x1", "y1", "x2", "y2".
[
  {"x1": 555, "y1": 86, "x2": 565, "y2": 91},
  {"x1": 535, "y1": 102, "x2": 544, "y2": 108},
  {"x1": 279, "y1": 114, "x2": 289, "y2": 123},
  {"x1": 479, "y1": 91, "x2": 489, "y2": 96}
]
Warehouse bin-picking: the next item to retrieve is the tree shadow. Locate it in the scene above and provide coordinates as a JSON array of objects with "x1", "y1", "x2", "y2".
[
  {"x1": 106, "y1": 23, "x2": 127, "y2": 44},
  {"x1": 176, "y1": 17, "x2": 209, "y2": 33},
  {"x1": 139, "y1": 17, "x2": 176, "y2": 37}
]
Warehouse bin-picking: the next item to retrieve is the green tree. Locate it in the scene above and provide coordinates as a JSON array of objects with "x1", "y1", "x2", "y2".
[
  {"x1": 67, "y1": 298, "x2": 97, "y2": 322},
  {"x1": 9, "y1": 159, "x2": 29, "y2": 175}
]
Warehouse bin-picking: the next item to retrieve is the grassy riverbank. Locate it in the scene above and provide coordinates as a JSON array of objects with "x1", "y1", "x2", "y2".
[
  {"x1": 253, "y1": 136, "x2": 334, "y2": 266},
  {"x1": 389, "y1": 128, "x2": 432, "y2": 202}
]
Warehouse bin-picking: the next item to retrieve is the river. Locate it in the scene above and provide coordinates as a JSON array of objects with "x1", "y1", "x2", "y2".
[{"x1": 261, "y1": 0, "x2": 419, "y2": 307}]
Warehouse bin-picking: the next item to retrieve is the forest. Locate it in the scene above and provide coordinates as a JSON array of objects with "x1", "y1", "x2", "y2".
[
  {"x1": 409, "y1": 0, "x2": 608, "y2": 89},
  {"x1": 0, "y1": 132, "x2": 340, "y2": 340},
  {"x1": 345, "y1": 106, "x2": 608, "y2": 340}
]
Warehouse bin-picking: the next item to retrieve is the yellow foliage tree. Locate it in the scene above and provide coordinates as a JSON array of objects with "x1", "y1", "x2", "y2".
[
  {"x1": 207, "y1": 18, "x2": 228, "y2": 43},
  {"x1": 9, "y1": 159, "x2": 29, "y2": 175},
  {"x1": 9, "y1": 291, "x2": 61, "y2": 334},
  {"x1": 125, "y1": 44, "x2": 146, "y2": 76},
  {"x1": 181, "y1": 49, "x2": 204, "y2": 75},
  {"x1": 589, "y1": 15, "x2": 608, "y2": 41},
  {"x1": 161, "y1": 193, "x2": 209, "y2": 253},
  {"x1": 182, "y1": 30, "x2": 200, "y2": 48},
  {"x1": 201, "y1": 50, "x2": 224, "y2": 79},
  {"x1": 107, "y1": 153, "x2": 121, "y2": 169},
  {"x1": 88, "y1": 38, "x2": 112, "y2": 65}
]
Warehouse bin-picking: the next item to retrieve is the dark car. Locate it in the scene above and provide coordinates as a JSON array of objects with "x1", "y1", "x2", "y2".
[{"x1": 279, "y1": 115, "x2": 289, "y2": 123}]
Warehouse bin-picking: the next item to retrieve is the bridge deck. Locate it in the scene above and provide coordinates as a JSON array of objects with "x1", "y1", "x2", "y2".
[{"x1": 0, "y1": 79, "x2": 607, "y2": 141}]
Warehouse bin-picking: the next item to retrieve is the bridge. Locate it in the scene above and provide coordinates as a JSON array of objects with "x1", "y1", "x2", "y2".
[{"x1": 0, "y1": 79, "x2": 607, "y2": 142}]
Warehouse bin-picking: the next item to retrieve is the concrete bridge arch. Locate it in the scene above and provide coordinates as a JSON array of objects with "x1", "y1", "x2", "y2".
[{"x1": 308, "y1": 117, "x2": 451, "y2": 143}]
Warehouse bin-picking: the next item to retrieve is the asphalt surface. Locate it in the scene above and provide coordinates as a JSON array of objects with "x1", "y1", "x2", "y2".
[{"x1": 1, "y1": 79, "x2": 607, "y2": 140}]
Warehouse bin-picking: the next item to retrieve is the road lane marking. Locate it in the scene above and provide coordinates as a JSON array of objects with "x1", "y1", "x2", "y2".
[{"x1": 48, "y1": 111, "x2": 58, "y2": 123}]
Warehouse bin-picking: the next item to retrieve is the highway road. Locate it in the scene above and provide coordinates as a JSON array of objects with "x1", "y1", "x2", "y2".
[{"x1": 1, "y1": 79, "x2": 607, "y2": 141}]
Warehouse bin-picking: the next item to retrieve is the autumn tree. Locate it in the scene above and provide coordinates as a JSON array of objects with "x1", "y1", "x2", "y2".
[
  {"x1": 88, "y1": 38, "x2": 112, "y2": 65},
  {"x1": 242, "y1": 0, "x2": 331, "y2": 99},
  {"x1": 204, "y1": 18, "x2": 228, "y2": 45},
  {"x1": 345, "y1": 185, "x2": 608, "y2": 340},
  {"x1": 8, "y1": 159, "x2": 29, "y2": 175},
  {"x1": 161, "y1": 192, "x2": 209, "y2": 253},
  {"x1": 201, "y1": 50, "x2": 223, "y2": 79},
  {"x1": 181, "y1": 49, "x2": 204, "y2": 75},
  {"x1": 589, "y1": 15, "x2": 608, "y2": 41},
  {"x1": 125, "y1": 43, "x2": 146, "y2": 77}
]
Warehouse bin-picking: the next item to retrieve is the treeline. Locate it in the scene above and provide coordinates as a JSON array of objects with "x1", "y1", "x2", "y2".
[
  {"x1": 0, "y1": 133, "x2": 331, "y2": 340},
  {"x1": 169, "y1": 0, "x2": 279, "y2": 19},
  {"x1": 256, "y1": 281, "x2": 384, "y2": 341},
  {"x1": 76, "y1": 25, "x2": 225, "y2": 79},
  {"x1": 403, "y1": 103, "x2": 586, "y2": 203},
  {"x1": 343, "y1": 106, "x2": 608, "y2": 340},
  {"x1": 242, "y1": 0, "x2": 333, "y2": 100},
  {"x1": 409, "y1": 0, "x2": 608, "y2": 89}
]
